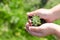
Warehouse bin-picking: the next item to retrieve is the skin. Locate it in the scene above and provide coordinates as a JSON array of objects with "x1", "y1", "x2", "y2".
[{"x1": 26, "y1": 4, "x2": 60, "y2": 38}]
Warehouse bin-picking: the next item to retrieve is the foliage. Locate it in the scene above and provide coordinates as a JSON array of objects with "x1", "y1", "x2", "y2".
[
  {"x1": 0, "y1": 0, "x2": 60, "y2": 40},
  {"x1": 32, "y1": 16, "x2": 41, "y2": 26}
]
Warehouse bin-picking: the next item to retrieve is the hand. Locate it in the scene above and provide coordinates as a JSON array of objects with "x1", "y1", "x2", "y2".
[
  {"x1": 26, "y1": 4, "x2": 60, "y2": 38},
  {"x1": 26, "y1": 23, "x2": 57, "y2": 37},
  {"x1": 27, "y1": 9, "x2": 56, "y2": 22}
]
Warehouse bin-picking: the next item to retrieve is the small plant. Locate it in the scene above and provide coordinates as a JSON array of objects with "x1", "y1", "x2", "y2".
[
  {"x1": 31, "y1": 16, "x2": 47, "y2": 26},
  {"x1": 31, "y1": 16, "x2": 41, "y2": 26}
]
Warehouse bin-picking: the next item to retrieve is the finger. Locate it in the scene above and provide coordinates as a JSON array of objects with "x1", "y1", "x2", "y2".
[
  {"x1": 26, "y1": 25, "x2": 43, "y2": 37},
  {"x1": 29, "y1": 31, "x2": 44, "y2": 37},
  {"x1": 27, "y1": 12, "x2": 36, "y2": 19},
  {"x1": 28, "y1": 19, "x2": 32, "y2": 26},
  {"x1": 27, "y1": 12, "x2": 37, "y2": 17},
  {"x1": 28, "y1": 28, "x2": 46, "y2": 37},
  {"x1": 27, "y1": 9, "x2": 40, "y2": 18},
  {"x1": 26, "y1": 23, "x2": 30, "y2": 31},
  {"x1": 26, "y1": 22, "x2": 33, "y2": 31},
  {"x1": 27, "y1": 12, "x2": 48, "y2": 23},
  {"x1": 29, "y1": 26, "x2": 43, "y2": 33}
]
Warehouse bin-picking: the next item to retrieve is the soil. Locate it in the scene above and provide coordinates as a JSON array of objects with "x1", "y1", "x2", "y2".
[{"x1": 28, "y1": 16, "x2": 47, "y2": 26}]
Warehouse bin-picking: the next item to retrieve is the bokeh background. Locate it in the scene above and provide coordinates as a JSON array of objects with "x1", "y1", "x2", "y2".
[{"x1": 0, "y1": 0, "x2": 60, "y2": 40}]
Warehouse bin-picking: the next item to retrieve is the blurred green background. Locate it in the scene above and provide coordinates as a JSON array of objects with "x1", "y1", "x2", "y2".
[{"x1": 0, "y1": 0, "x2": 60, "y2": 40}]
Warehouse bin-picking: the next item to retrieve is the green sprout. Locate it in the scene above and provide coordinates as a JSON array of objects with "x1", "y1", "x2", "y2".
[{"x1": 32, "y1": 16, "x2": 41, "y2": 26}]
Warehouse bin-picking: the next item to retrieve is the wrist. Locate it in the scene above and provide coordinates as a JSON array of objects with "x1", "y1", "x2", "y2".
[
  {"x1": 53, "y1": 24, "x2": 60, "y2": 38},
  {"x1": 53, "y1": 12, "x2": 60, "y2": 20},
  {"x1": 50, "y1": 9, "x2": 60, "y2": 20}
]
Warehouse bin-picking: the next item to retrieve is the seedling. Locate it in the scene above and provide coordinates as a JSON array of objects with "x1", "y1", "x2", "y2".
[
  {"x1": 31, "y1": 16, "x2": 47, "y2": 26},
  {"x1": 31, "y1": 16, "x2": 41, "y2": 26}
]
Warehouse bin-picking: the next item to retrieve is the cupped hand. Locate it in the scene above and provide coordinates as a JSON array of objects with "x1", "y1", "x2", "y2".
[
  {"x1": 26, "y1": 8, "x2": 58, "y2": 37},
  {"x1": 26, "y1": 23, "x2": 57, "y2": 37},
  {"x1": 27, "y1": 8, "x2": 57, "y2": 22},
  {"x1": 26, "y1": 4, "x2": 60, "y2": 38}
]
